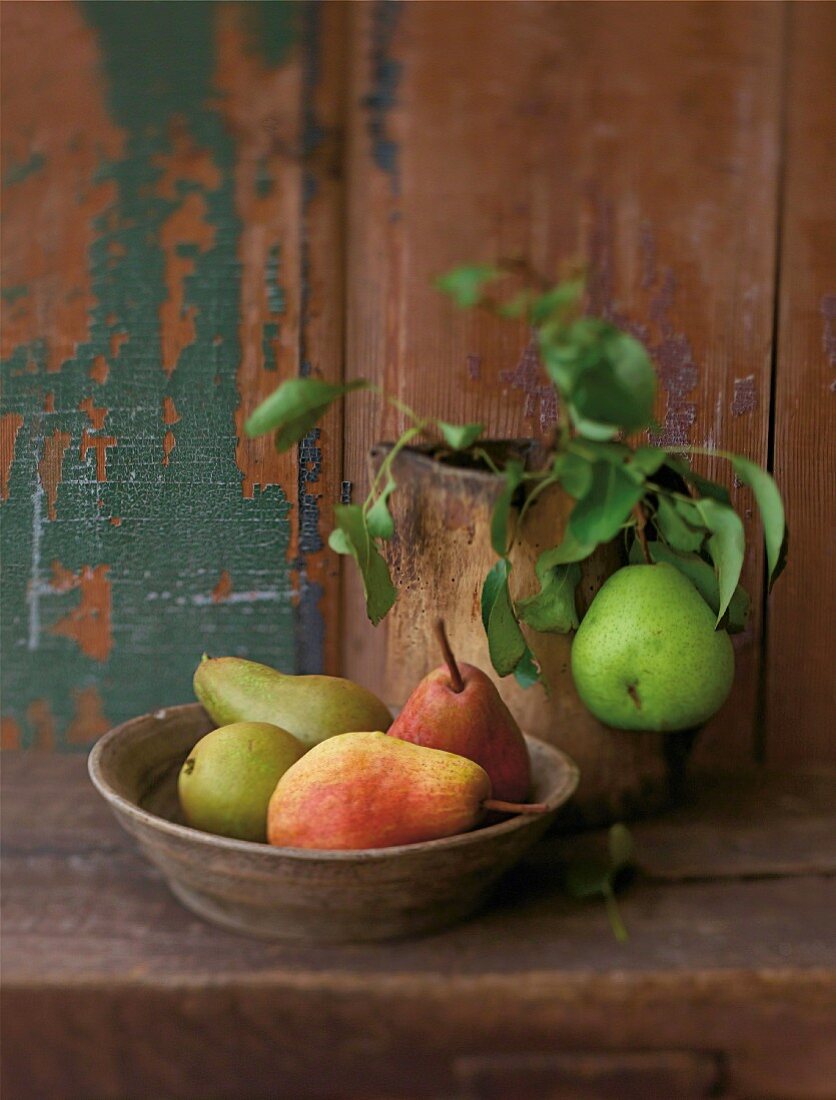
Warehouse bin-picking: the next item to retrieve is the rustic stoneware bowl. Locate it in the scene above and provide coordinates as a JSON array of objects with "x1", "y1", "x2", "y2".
[{"x1": 88, "y1": 703, "x2": 579, "y2": 943}]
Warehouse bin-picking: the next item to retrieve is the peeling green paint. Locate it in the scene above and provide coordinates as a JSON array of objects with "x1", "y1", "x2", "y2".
[{"x1": 1, "y1": 2, "x2": 308, "y2": 749}]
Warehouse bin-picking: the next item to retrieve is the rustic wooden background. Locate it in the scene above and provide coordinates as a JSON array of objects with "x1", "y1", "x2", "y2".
[{"x1": 1, "y1": 1, "x2": 833, "y2": 766}]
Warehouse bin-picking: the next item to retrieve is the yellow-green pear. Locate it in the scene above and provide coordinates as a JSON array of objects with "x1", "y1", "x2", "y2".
[
  {"x1": 178, "y1": 721, "x2": 305, "y2": 842},
  {"x1": 193, "y1": 657, "x2": 393, "y2": 749},
  {"x1": 570, "y1": 563, "x2": 734, "y2": 732}
]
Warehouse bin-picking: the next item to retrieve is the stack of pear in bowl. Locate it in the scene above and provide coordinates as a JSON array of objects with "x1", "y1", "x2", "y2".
[{"x1": 88, "y1": 623, "x2": 578, "y2": 942}]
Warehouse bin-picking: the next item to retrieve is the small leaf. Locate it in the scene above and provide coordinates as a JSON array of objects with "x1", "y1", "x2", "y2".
[
  {"x1": 329, "y1": 504, "x2": 396, "y2": 626},
  {"x1": 628, "y1": 446, "x2": 669, "y2": 477},
  {"x1": 529, "y1": 279, "x2": 584, "y2": 325},
  {"x1": 513, "y1": 645, "x2": 541, "y2": 689},
  {"x1": 365, "y1": 476, "x2": 397, "y2": 540},
  {"x1": 435, "y1": 263, "x2": 501, "y2": 308},
  {"x1": 664, "y1": 457, "x2": 731, "y2": 505},
  {"x1": 563, "y1": 857, "x2": 612, "y2": 899},
  {"x1": 655, "y1": 496, "x2": 706, "y2": 553},
  {"x1": 516, "y1": 562, "x2": 581, "y2": 634},
  {"x1": 554, "y1": 452, "x2": 593, "y2": 500},
  {"x1": 608, "y1": 824, "x2": 635, "y2": 870},
  {"x1": 692, "y1": 499, "x2": 746, "y2": 625},
  {"x1": 481, "y1": 560, "x2": 527, "y2": 677},
  {"x1": 568, "y1": 408, "x2": 620, "y2": 442},
  {"x1": 568, "y1": 461, "x2": 644, "y2": 545},
  {"x1": 245, "y1": 377, "x2": 369, "y2": 448},
  {"x1": 490, "y1": 460, "x2": 524, "y2": 556},
  {"x1": 730, "y1": 456, "x2": 788, "y2": 589},
  {"x1": 437, "y1": 420, "x2": 484, "y2": 451}
]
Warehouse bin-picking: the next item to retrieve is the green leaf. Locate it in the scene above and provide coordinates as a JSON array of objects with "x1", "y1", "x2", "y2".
[
  {"x1": 437, "y1": 420, "x2": 484, "y2": 451},
  {"x1": 692, "y1": 499, "x2": 745, "y2": 625},
  {"x1": 730, "y1": 456, "x2": 788, "y2": 589},
  {"x1": 554, "y1": 452, "x2": 594, "y2": 500},
  {"x1": 570, "y1": 329, "x2": 656, "y2": 433},
  {"x1": 655, "y1": 496, "x2": 706, "y2": 553},
  {"x1": 490, "y1": 460, "x2": 524, "y2": 556},
  {"x1": 244, "y1": 377, "x2": 369, "y2": 448},
  {"x1": 568, "y1": 440, "x2": 631, "y2": 466},
  {"x1": 513, "y1": 645, "x2": 541, "y2": 689},
  {"x1": 568, "y1": 408, "x2": 620, "y2": 442},
  {"x1": 535, "y1": 530, "x2": 600, "y2": 568},
  {"x1": 568, "y1": 461, "x2": 644, "y2": 545},
  {"x1": 608, "y1": 824, "x2": 635, "y2": 870},
  {"x1": 563, "y1": 857, "x2": 612, "y2": 899},
  {"x1": 329, "y1": 505, "x2": 396, "y2": 626},
  {"x1": 480, "y1": 560, "x2": 527, "y2": 677},
  {"x1": 529, "y1": 279, "x2": 584, "y2": 325},
  {"x1": 628, "y1": 446, "x2": 669, "y2": 477},
  {"x1": 516, "y1": 562, "x2": 581, "y2": 634},
  {"x1": 365, "y1": 476, "x2": 397, "y2": 540},
  {"x1": 435, "y1": 263, "x2": 501, "y2": 308},
  {"x1": 664, "y1": 457, "x2": 731, "y2": 505}
]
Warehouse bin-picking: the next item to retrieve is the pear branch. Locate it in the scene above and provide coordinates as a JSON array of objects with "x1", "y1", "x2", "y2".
[
  {"x1": 435, "y1": 619, "x2": 464, "y2": 694},
  {"x1": 632, "y1": 502, "x2": 652, "y2": 564},
  {"x1": 483, "y1": 799, "x2": 550, "y2": 816}
]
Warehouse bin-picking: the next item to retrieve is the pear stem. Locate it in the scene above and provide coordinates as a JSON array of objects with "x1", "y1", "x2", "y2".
[
  {"x1": 483, "y1": 799, "x2": 550, "y2": 816},
  {"x1": 435, "y1": 619, "x2": 464, "y2": 693},
  {"x1": 632, "y1": 502, "x2": 652, "y2": 564}
]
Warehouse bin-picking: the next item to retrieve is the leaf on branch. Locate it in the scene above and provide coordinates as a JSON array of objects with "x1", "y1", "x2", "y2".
[
  {"x1": 691, "y1": 498, "x2": 746, "y2": 625},
  {"x1": 513, "y1": 645, "x2": 541, "y2": 689},
  {"x1": 365, "y1": 476, "x2": 397, "y2": 540},
  {"x1": 490, "y1": 460, "x2": 524, "y2": 556},
  {"x1": 730, "y1": 456, "x2": 788, "y2": 589},
  {"x1": 568, "y1": 461, "x2": 644, "y2": 545},
  {"x1": 437, "y1": 420, "x2": 484, "y2": 451},
  {"x1": 245, "y1": 378, "x2": 370, "y2": 451},
  {"x1": 554, "y1": 452, "x2": 594, "y2": 500},
  {"x1": 516, "y1": 561, "x2": 581, "y2": 634},
  {"x1": 664, "y1": 457, "x2": 731, "y2": 505},
  {"x1": 655, "y1": 496, "x2": 706, "y2": 553},
  {"x1": 434, "y1": 264, "x2": 502, "y2": 308},
  {"x1": 328, "y1": 505, "x2": 396, "y2": 626},
  {"x1": 480, "y1": 559, "x2": 527, "y2": 677},
  {"x1": 628, "y1": 446, "x2": 669, "y2": 478}
]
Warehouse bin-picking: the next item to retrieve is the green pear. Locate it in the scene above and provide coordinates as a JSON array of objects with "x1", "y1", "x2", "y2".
[
  {"x1": 570, "y1": 563, "x2": 734, "y2": 732},
  {"x1": 266, "y1": 731, "x2": 493, "y2": 850},
  {"x1": 178, "y1": 721, "x2": 305, "y2": 842},
  {"x1": 193, "y1": 657, "x2": 393, "y2": 749}
]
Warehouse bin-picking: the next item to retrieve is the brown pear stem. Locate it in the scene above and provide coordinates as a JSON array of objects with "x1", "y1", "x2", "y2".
[
  {"x1": 435, "y1": 619, "x2": 464, "y2": 693},
  {"x1": 483, "y1": 799, "x2": 550, "y2": 816}
]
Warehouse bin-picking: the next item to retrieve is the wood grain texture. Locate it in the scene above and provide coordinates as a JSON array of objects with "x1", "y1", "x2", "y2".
[
  {"x1": 3, "y1": 755, "x2": 836, "y2": 1099},
  {"x1": 0, "y1": 1, "x2": 345, "y2": 750},
  {"x1": 765, "y1": 3, "x2": 836, "y2": 765},
  {"x1": 342, "y1": 1, "x2": 783, "y2": 766}
]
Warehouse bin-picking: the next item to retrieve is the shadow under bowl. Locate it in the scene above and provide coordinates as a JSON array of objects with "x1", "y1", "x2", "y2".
[{"x1": 88, "y1": 703, "x2": 579, "y2": 943}]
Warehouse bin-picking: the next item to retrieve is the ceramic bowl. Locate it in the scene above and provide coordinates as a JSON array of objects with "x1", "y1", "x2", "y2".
[{"x1": 88, "y1": 703, "x2": 579, "y2": 942}]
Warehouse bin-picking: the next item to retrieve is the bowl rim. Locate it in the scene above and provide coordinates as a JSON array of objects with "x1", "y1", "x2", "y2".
[{"x1": 88, "y1": 702, "x2": 579, "y2": 861}]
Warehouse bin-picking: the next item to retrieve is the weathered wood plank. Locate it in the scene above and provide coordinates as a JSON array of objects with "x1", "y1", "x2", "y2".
[
  {"x1": 766, "y1": 3, "x2": 836, "y2": 764},
  {"x1": 342, "y1": 1, "x2": 782, "y2": 767},
  {"x1": 0, "y1": 1, "x2": 345, "y2": 749}
]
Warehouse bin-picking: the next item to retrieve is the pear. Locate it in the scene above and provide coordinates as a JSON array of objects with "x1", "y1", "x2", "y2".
[
  {"x1": 178, "y1": 722, "x2": 305, "y2": 842},
  {"x1": 387, "y1": 622, "x2": 531, "y2": 802},
  {"x1": 267, "y1": 731, "x2": 545, "y2": 850},
  {"x1": 570, "y1": 562, "x2": 735, "y2": 732},
  {"x1": 193, "y1": 657, "x2": 393, "y2": 749}
]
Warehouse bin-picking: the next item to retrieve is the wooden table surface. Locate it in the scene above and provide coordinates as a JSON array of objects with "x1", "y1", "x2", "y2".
[{"x1": 2, "y1": 754, "x2": 835, "y2": 1100}]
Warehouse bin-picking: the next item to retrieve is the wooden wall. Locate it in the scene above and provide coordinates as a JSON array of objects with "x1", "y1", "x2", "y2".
[{"x1": 1, "y1": 1, "x2": 833, "y2": 764}]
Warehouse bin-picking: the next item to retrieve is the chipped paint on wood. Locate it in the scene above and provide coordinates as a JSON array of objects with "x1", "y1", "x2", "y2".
[
  {"x1": 2, "y1": 1, "x2": 315, "y2": 749},
  {"x1": 37, "y1": 430, "x2": 72, "y2": 521},
  {"x1": 0, "y1": 413, "x2": 24, "y2": 500},
  {"x1": 49, "y1": 563, "x2": 112, "y2": 663},
  {"x1": 732, "y1": 375, "x2": 758, "y2": 416}
]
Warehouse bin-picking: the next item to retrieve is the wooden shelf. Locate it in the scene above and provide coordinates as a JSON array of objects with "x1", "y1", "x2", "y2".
[{"x1": 2, "y1": 755, "x2": 835, "y2": 1099}]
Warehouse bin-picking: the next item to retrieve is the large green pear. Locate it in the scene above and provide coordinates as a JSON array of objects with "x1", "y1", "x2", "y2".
[
  {"x1": 570, "y1": 563, "x2": 734, "y2": 731},
  {"x1": 194, "y1": 657, "x2": 393, "y2": 749}
]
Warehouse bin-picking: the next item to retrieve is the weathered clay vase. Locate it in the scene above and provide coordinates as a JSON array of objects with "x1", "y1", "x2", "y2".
[{"x1": 372, "y1": 442, "x2": 697, "y2": 827}]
